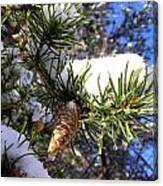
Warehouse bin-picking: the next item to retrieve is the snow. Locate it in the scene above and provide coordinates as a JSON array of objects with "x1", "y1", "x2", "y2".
[
  {"x1": 20, "y1": 67, "x2": 33, "y2": 87},
  {"x1": 1, "y1": 125, "x2": 50, "y2": 178},
  {"x1": 62, "y1": 53, "x2": 146, "y2": 97},
  {"x1": 0, "y1": 41, "x2": 4, "y2": 50},
  {"x1": 67, "y1": 100, "x2": 77, "y2": 109},
  {"x1": 26, "y1": 98, "x2": 53, "y2": 123}
]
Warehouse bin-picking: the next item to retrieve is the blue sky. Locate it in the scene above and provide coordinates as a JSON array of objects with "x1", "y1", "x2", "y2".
[{"x1": 106, "y1": 1, "x2": 157, "y2": 66}]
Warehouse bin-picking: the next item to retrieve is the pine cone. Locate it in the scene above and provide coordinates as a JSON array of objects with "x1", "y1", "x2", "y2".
[{"x1": 48, "y1": 101, "x2": 81, "y2": 156}]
